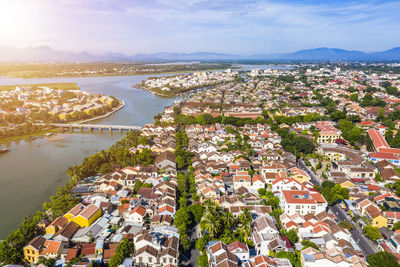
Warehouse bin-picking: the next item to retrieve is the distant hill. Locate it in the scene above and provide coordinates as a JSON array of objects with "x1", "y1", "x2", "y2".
[
  {"x1": 280, "y1": 47, "x2": 367, "y2": 61},
  {"x1": 1, "y1": 45, "x2": 400, "y2": 62}
]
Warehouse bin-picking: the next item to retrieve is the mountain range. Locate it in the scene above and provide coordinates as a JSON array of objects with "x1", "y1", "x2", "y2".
[{"x1": 1, "y1": 45, "x2": 400, "y2": 62}]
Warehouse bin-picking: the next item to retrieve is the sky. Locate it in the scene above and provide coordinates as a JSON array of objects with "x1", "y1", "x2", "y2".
[{"x1": 0, "y1": 0, "x2": 400, "y2": 55}]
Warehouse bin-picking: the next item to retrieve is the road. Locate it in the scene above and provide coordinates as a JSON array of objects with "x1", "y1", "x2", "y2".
[
  {"x1": 181, "y1": 224, "x2": 200, "y2": 267},
  {"x1": 297, "y1": 159, "x2": 378, "y2": 257}
]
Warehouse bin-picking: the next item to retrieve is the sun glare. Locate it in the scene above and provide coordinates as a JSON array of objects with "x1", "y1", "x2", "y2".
[{"x1": 0, "y1": 0, "x2": 36, "y2": 38}]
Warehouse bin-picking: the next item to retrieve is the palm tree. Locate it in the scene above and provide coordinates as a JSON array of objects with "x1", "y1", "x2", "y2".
[
  {"x1": 239, "y1": 209, "x2": 253, "y2": 242},
  {"x1": 223, "y1": 211, "x2": 235, "y2": 229},
  {"x1": 203, "y1": 213, "x2": 222, "y2": 238}
]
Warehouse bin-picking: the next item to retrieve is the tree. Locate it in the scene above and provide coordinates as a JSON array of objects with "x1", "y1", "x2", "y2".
[
  {"x1": 109, "y1": 238, "x2": 133, "y2": 267},
  {"x1": 196, "y1": 236, "x2": 209, "y2": 251},
  {"x1": 386, "y1": 86, "x2": 398, "y2": 96},
  {"x1": 275, "y1": 251, "x2": 300, "y2": 267},
  {"x1": 258, "y1": 188, "x2": 267, "y2": 196},
  {"x1": 385, "y1": 129, "x2": 394, "y2": 144},
  {"x1": 197, "y1": 253, "x2": 209, "y2": 267},
  {"x1": 316, "y1": 161, "x2": 322, "y2": 169},
  {"x1": 223, "y1": 211, "x2": 236, "y2": 229},
  {"x1": 176, "y1": 155, "x2": 185, "y2": 169},
  {"x1": 338, "y1": 221, "x2": 353, "y2": 230},
  {"x1": 367, "y1": 251, "x2": 400, "y2": 267},
  {"x1": 301, "y1": 239, "x2": 319, "y2": 250},
  {"x1": 363, "y1": 225, "x2": 382, "y2": 242},
  {"x1": 286, "y1": 229, "x2": 299, "y2": 244},
  {"x1": 202, "y1": 213, "x2": 222, "y2": 238},
  {"x1": 319, "y1": 181, "x2": 349, "y2": 205},
  {"x1": 174, "y1": 208, "x2": 191, "y2": 229},
  {"x1": 179, "y1": 231, "x2": 191, "y2": 252},
  {"x1": 350, "y1": 93, "x2": 358, "y2": 102},
  {"x1": 188, "y1": 204, "x2": 205, "y2": 223},
  {"x1": 393, "y1": 222, "x2": 400, "y2": 231},
  {"x1": 330, "y1": 110, "x2": 346, "y2": 122}
]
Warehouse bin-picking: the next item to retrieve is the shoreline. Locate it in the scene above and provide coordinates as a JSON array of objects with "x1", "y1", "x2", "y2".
[
  {"x1": 0, "y1": 101, "x2": 125, "y2": 144},
  {"x1": 0, "y1": 128, "x2": 63, "y2": 145},
  {"x1": 1, "y1": 67, "x2": 230, "y2": 80},
  {"x1": 74, "y1": 100, "x2": 126, "y2": 124}
]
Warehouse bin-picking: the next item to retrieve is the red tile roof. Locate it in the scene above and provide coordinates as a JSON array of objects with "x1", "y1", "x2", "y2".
[
  {"x1": 130, "y1": 205, "x2": 146, "y2": 216},
  {"x1": 369, "y1": 152, "x2": 400, "y2": 160},
  {"x1": 368, "y1": 129, "x2": 389, "y2": 150},
  {"x1": 41, "y1": 240, "x2": 62, "y2": 255},
  {"x1": 282, "y1": 190, "x2": 326, "y2": 204}
]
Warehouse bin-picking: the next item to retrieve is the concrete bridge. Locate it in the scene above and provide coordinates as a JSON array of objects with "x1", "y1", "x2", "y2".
[{"x1": 47, "y1": 123, "x2": 141, "y2": 132}]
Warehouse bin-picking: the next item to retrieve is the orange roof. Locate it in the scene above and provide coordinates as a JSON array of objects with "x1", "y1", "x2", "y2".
[
  {"x1": 285, "y1": 221, "x2": 298, "y2": 229},
  {"x1": 311, "y1": 192, "x2": 327, "y2": 203},
  {"x1": 131, "y1": 205, "x2": 146, "y2": 216},
  {"x1": 41, "y1": 240, "x2": 62, "y2": 255},
  {"x1": 368, "y1": 129, "x2": 389, "y2": 150},
  {"x1": 252, "y1": 175, "x2": 264, "y2": 183},
  {"x1": 378, "y1": 147, "x2": 400, "y2": 155},
  {"x1": 159, "y1": 205, "x2": 174, "y2": 213},
  {"x1": 282, "y1": 190, "x2": 326, "y2": 204},
  {"x1": 303, "y1": 221, "x2": 315, "y2": 228}
]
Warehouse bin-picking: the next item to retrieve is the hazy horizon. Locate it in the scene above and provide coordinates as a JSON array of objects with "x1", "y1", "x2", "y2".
[{"x1": 1, "y1": 0, "x2": 400, "y2": 55}]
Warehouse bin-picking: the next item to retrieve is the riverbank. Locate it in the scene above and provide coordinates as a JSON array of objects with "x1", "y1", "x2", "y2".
[
  {"x1": 1, "y1": 67, "x2": 230, "y2": 79},
  {"x1": 0, "y1": 127, "x2": 63, "y2": 145},
  {"x1": 75, "y1": 100, "x2": 125, "y2": 124},
  {"x1": 0, "y1": 102, "x2": 125, "y2": 144},
  {"x1": 0, "y1": 74, "x2": 177, "y2": 240},
  {"x1": 0, "y1": 82, "x2": 79, "y2": 91}
]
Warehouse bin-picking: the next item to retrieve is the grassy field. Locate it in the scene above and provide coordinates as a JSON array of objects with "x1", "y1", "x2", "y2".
[{"x1": 0, "y1": 82, "x2": 80, "y2": 91}]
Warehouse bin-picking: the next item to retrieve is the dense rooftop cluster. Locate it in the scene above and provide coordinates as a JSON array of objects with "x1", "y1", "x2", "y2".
[{"x1": 9, "y1": 63, "x2": 400, "y2": 267}]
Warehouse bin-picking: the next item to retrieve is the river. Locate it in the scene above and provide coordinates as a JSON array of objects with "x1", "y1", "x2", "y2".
[{"x1": 0, "y1": 75, "x2": 176, "y2": 238}]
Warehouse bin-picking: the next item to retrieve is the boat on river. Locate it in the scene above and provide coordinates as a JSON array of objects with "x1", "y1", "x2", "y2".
[{"x1": 0, "y1": 148, "x2": 9, "y2": 154}]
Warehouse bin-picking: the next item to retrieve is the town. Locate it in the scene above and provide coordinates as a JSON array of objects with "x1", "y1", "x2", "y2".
[
  {"x1": 138, "y1": 70, "x2": 240, "y2": 97},
  {"x1": 4, "y1": 63, "x2": 400, "y2": 267},
  {"x1": 0, "y1": 83, "x2": 122, "y2": 139}
]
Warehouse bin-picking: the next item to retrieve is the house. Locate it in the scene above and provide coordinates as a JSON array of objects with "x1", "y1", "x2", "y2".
[
  {"x1": 53, "y1": 221, "x2": 80, "y2": 241},
  {"x1": 365, "y1": 205, "x2": 387, "y2": 228},
  {"x1": 23, "y1": 235, "x2": 46, "y2": 264},
  {"x1": 127, "y1": 206, "x2": 146, "y2": 224},
  {"x1": 385, "y1": 211, "x2": 400, "y2": 227},
  {"x1": 227, "y1": 241, "x2": 249, "y2": 263},
  {"x1": 45, "y1": 216, "x2": 69, "y2": 235},
  {"x1": 41, "y1": 240, "x2": 63, "y2": 258},
  {"x1": 300, "y1": 247, "x2": 367, "y2": 267},
  {"x1": 250, "y1": 175, "x2": 265, "y2": 194},
  {"x1": 280, "y1": 190, "x2": 327, "y2": 215},
  {"x1": 288, "y1": 167, "x2": 311, "y2": 184},
  {"x1": 65, "y1": 204, "x2": 102, "y2": 228},
  {"x1": 155, "y1": 151, "x2": 176, "y2": 170},
  {"x1": 248, "y1": 255, "x2": 292, "y2": 267},
  {"x1": 135, "y1": 245, "x2": 159, "y2": 266},
  {"x1": 207, "y1": 241, "x2": 239, "y2": 267},
  {"x1": 252, "y1": 215, "x2": 282, "y2": 256},
  {"x1": 233, "y1": 171, "x2": 252, "y2": 191}
]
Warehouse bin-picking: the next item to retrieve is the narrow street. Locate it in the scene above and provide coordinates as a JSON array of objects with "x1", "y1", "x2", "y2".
[
  {"x1": 185, "y1": 224, "x2": 200, "y2": 267},
  {"x1": 297, "y1": 159, "x2": 378, "y2": 257}
]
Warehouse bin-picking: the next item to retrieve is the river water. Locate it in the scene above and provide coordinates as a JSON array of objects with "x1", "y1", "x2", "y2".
[{"x1": 0, "y1": 75, "x2": 176, "y2": 238}]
